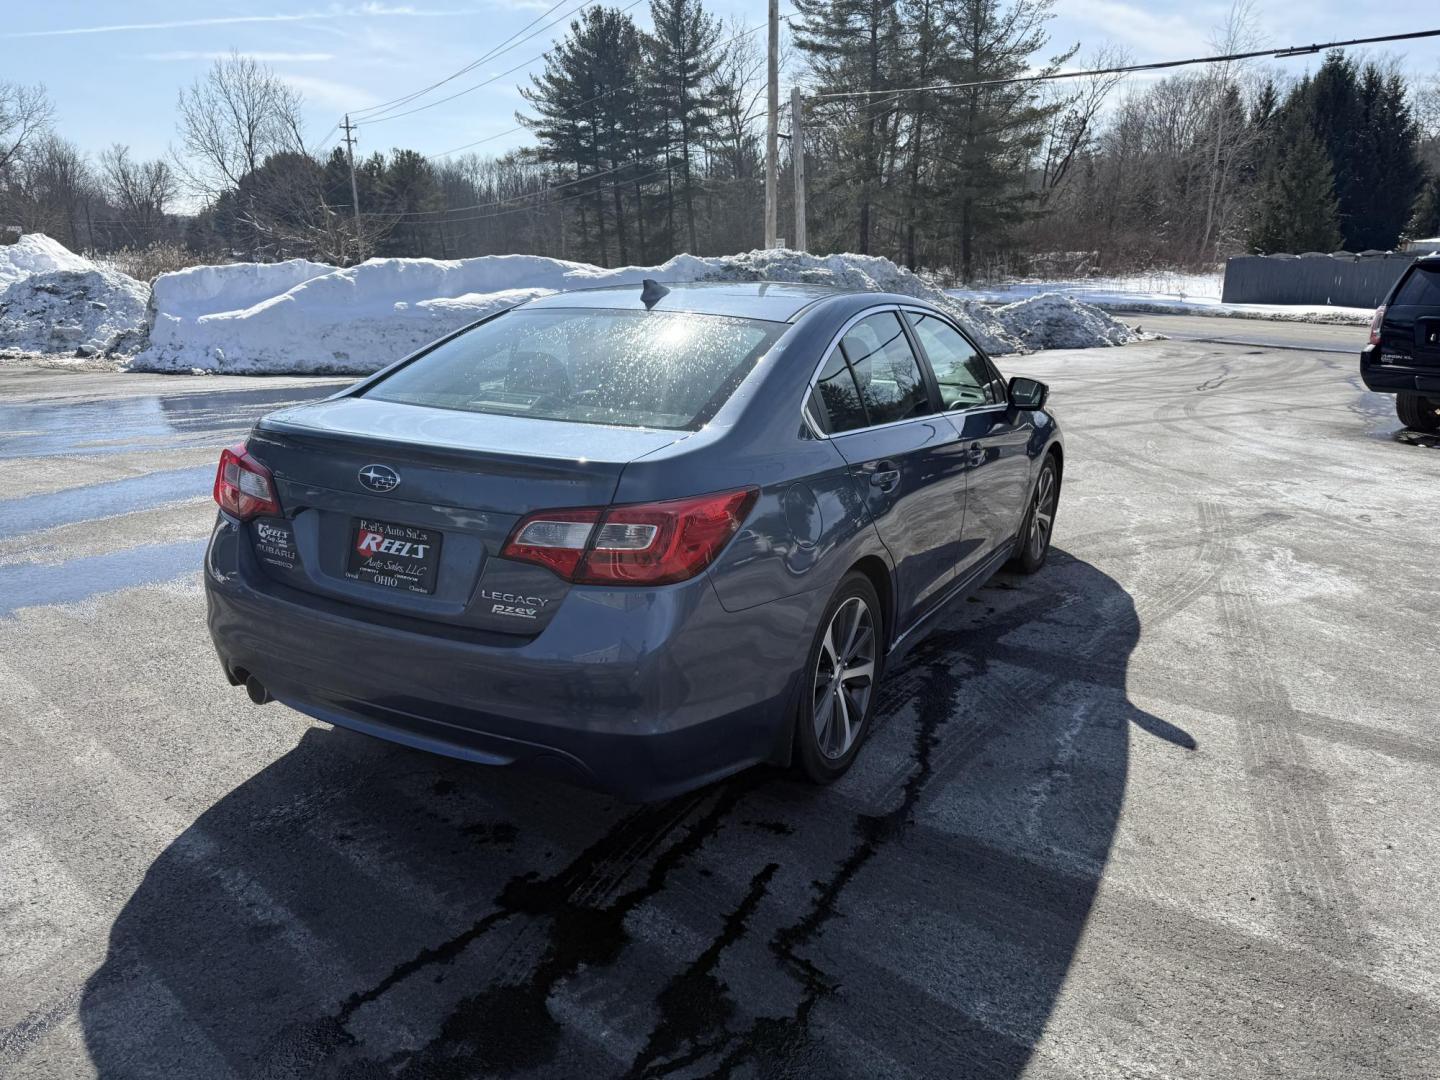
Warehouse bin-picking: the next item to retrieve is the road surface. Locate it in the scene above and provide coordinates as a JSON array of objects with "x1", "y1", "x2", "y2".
[{"x1": 1, "y1": 338, "x2": 1436, "y2": 1079}]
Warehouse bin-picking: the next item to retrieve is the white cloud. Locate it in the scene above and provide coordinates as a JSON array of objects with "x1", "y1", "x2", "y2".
[
  {"x1": 0, "y1": 6, "x2": 488, "y2": 39},
  {"x1": 143, "y1": 51, "x2": 337, "y2": 63},
  {"x1": 282, "y1": 74, "x2": 383, "y2": 112},
  {"x1": 1056, "y1": 0, "x2": 1210, "y2": 57}
]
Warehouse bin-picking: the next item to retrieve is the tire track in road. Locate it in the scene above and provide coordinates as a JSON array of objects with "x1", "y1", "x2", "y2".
[
  {"x1": 871, "y1": 501, "x2": 1222, "y2": 816},
  {"x1": 1202, "y1": 501, "x2": 1377, "y2": 974}
]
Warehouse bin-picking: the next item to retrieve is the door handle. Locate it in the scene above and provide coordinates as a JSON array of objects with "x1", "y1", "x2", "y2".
[{"x1": 861, "y1": 459, "x2": 900, "y2": 491}]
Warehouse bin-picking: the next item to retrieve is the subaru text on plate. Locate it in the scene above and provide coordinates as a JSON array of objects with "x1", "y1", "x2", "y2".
[{"x1": 205, "y1": 280, "x2": 1063, "y2": 800}]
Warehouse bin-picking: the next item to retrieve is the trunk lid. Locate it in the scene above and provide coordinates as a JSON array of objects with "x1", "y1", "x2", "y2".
[{"x1": 242, "y1": 396, "x2": 688, "y2": 634}]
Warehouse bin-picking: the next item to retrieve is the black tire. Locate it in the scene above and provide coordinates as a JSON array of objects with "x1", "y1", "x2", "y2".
[
  {"x1": 1010, "y1": 453, "x2": 1060, "y2": 574},
  {"x1": 795, "y1": 571, "x2": 884, "y2": 784},
  {"x1": 1397, "y1": 393, "x2": 1440, "y2": 434}
]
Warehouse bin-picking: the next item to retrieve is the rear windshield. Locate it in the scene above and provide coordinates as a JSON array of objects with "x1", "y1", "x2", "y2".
[
  {"x1": 1393, "y1": 266, "x2": 1440, "y2": 307},
  {"x1": 363, "y1": 308, "x2": 785, "y2": 430}
]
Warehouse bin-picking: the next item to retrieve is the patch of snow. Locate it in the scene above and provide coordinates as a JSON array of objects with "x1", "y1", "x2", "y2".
[
  {"x1": 132, "y1": 248, "x2": 1137, "y2": 375},
  {"x1": 0, "y1": 234, "x2": 97, "y2": 290},
  {"x1": 0, "y1": 268, "x2": 150, "y2": 357},
  {"x1": 955, "y1": 271, "x2": 1374, "y2": 325},
  {"x1": 993, "y1": 293, "x2": 1138, "y2": 350}
]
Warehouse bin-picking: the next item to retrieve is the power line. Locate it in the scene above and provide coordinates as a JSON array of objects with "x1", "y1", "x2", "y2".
[
  {"x1": 811, "y1": 26, "x2": 1440, "y2": 100},
  {"x1": 351, "y1": 0, "x2": 593, "y2": 120},
  {"x1": 360, "y1": 0, "x2": 650, "y2": 126},
  {"x1": 429, "y1": 12, "x2": 800, "y2": 159}
]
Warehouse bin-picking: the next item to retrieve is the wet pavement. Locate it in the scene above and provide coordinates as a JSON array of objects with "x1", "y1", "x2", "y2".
[{"x1": 1, "y1": 348, "x2": 1438, "y2": 1079}]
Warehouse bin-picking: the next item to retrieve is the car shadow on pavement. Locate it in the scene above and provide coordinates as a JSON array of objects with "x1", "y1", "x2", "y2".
[{"x1": 78, "y1": 549, "x2": 1193, "y2": 1079}]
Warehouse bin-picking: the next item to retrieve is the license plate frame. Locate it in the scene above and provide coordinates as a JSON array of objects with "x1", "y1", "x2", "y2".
[{"x1": 345, "y1": 517, "x2": 442, "y2": 595}]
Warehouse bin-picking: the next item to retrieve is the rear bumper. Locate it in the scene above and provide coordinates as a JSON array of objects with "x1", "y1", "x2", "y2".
[
  {"x1": 204, "y1": 516, "x2": 817, "y2": 801},
  {"x1": 1360, "y1": 345, "x2": 1440, "y2": 395}
]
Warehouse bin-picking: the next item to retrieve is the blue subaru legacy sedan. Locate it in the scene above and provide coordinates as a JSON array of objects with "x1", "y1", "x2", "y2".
[{"x1": 205, "y1": 281, "x2": 1063, "y2": 800}]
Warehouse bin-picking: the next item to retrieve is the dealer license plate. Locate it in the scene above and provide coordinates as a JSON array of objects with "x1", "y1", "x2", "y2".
[{"x1": 345, "y1": 518, "x2": 442, "y2": 594}]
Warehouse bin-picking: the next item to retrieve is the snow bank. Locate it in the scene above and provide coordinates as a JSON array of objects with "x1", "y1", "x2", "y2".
[
  {"x1": 0, "y1": 268, "x2": 150, "y2": 356},
  {"x1": 134, "y1": 248, "x2": 1097, "y2": 374},
  {"x1": 0, "y1": 235, "x2": 1137, "y2": 368},
  {"x1": 994, "y1": 293, "x2": 1138, "y2": 350},
  {"x1": 0, "y1": 233, "x2": 97, "y2": 289}
]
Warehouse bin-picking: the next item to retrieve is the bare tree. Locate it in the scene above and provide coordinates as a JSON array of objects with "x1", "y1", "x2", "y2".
[
  {"x1": 175, "y1": 51, "x2": 305, "y2": 198},
  {"x1": 1196, "y1": 0, "x2": 1264, "y2": 261},
  {"x1": 0, "y1": 81, "x2": 54, "y2": 177},
  {"x1": 9, "y1": 135, "x2": 97, "y2": 250},
  {"x1": 99, "y1": 145, "x2": 177, "y2": 245},
  {"x1": 1036, "y1": 44, "x2": 1130, "y2": 206}
]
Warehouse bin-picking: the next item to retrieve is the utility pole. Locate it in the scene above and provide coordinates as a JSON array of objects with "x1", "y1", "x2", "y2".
[
  {"x1": 791, "y1": 86, "x2": 807, "y2": 253},
  {"x1": 764, "y1": 0, "x2": 778, "y2": 249},
  {"x1": 341, "y1": 114, "x2": 361, "y2": 228}
]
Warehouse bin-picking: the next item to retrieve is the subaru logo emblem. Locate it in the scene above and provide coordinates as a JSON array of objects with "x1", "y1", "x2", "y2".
[{"x1": 358, "y1": 464, "x2": 401, "y2": 493}]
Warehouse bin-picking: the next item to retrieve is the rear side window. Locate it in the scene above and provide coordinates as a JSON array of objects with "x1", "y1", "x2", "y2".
[
  {"x1": 839, "y1": 312, "x2": 934, "y2": 425},
  {"x1": 363, "y1": 308, "x2": 784, "y2": 430},
  {"x1": 1393, "y1": 266, "x2": 1440, "y2": 306},
  {"x1": 811, "y1": 350, "x2": 868, "y2": 433},
  {"x1": 907, "y1": 311, "x2": 995, "y2": 408}
]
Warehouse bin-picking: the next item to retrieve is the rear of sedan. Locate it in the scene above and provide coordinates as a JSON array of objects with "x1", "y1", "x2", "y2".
[{"x1": 205, "y1": 285, "x2": 833, "y2": 801}]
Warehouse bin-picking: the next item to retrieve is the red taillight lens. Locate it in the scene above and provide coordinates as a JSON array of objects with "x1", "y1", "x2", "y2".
[
  {"x1": 1369, "y1": 305, "x2": 1386, "y2": 346},
  {"x1": 501, "y1": 488, "x2": 758, "y2": 586},
  {"x1": 213, "y1": 444, "x2": 281, "y2": 521}
]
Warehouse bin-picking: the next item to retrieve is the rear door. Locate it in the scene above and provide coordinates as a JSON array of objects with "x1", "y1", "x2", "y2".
[
  {"x1": 903, "y1": 308, "x2": 1033, "y2": 577},
  {"x1": 807, "y1": 308, "x2": 969, "y2": 630}
]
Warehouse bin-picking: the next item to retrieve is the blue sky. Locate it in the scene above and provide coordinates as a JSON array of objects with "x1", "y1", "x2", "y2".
[{"x1": 4, "y1": 1, "x2": 1438, "y2": 174}]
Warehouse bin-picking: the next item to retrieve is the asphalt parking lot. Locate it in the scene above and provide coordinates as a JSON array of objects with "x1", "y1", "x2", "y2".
[{"x1": 2, "y1": 318, "x2": 1438, "y2": 1079}]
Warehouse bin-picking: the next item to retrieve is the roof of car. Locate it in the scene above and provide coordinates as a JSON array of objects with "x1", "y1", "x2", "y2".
[{"x1": 521, "y1": 280, "x2": 846, "y2": 322}]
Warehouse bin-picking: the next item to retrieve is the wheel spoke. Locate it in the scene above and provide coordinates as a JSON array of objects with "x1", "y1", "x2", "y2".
[
  {"x1": 834, "y1": 684, "x2": 852, "y2": 753},
  {"x1": 838, "y1": 600, "x2": 862, "y2": 659},
  {"x1": 820, "y1": 622, "x2": 838, "y2": 669},
  {"x1": 841, "y1": 658, "x2": 874, "y2": 685},
  {"x1": 1036, "y1": 509, "x2": 1052, "y2": 529},
  {"x1": 813, "y1": 690, "x2": 835, "y2": 746}
]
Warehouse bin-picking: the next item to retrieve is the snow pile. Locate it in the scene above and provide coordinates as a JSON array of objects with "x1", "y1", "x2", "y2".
[
  {"x1": 0, "y1": 233, "x2": 97, "y2": 289},
  {"x1": 135, "y1": 248, "x2": 1120, "y2": 375},
  {"x1": 695, "y1": 249, "x2": 1022, "y2": 355},
  {"x1": 0, "y1": 268, "x2": 150, "y2": 357},
  {"x1": 993, "y1": 292, "x2": 1138, "y2": 350}
]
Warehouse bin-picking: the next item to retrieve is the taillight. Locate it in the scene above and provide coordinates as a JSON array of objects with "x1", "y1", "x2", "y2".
[
  {"x1": 1369, "y1": 305, "x2": 1386, "y2": 346},
  {"x1": 502, "y1": 488, "x2": 758, "y2": 585},
  {"x1": 213, "y1": 444, "x2": 281, "y2": 521}
]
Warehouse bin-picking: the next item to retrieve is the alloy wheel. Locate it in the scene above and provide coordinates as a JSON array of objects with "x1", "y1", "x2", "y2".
[
  {"x1": 812, "y1": 596, "x2": 877, "y2": 759},
  {"x1": 1028, "y1": 465, "x2": 1057, "y2": 560}
]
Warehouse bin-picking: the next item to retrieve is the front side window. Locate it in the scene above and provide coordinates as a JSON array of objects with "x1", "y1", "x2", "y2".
[
  {"x1": 838, "y1": 312, "x2": 934, "y2": 425},
  {"x1": 363, "y1": 308, "x2": 784, "y2": 430},
  {"x1": 908, "y1": 311, "x2": 995, "y2": 408}
]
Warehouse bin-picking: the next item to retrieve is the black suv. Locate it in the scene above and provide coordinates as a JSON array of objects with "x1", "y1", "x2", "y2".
[{"x1": 1361, "y1": 253, "x2": 1440, "y2": 433}]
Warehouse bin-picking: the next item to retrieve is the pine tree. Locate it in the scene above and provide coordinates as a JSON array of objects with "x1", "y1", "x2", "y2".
[
  {"x1": 521, "y1": 8, "x2": 647, "y2": 266},
  {"x1": 1409, "y1": 173, "x2": 1440, "y2": 240},
  {"x1": 936, "y1": 0, "x2": 1070, "y2": 279},
  {"x1": 1351, "y1": 65, "x2": 1426, "y2": 250},
  {"x1": 1249, "y1": 124, "x2": 1343, "y2": 254},
  {"x1": 648, "y1": 0, "x2": 721, "y2": 254},
  {"x1": 791, "y1": 0, "x2": 904, "y2": 254}
]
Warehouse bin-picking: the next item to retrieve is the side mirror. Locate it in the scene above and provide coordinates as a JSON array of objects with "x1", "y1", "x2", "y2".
[{"x1": 1008, "y1": 376, "x2": 1049, "y2": 410}]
